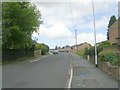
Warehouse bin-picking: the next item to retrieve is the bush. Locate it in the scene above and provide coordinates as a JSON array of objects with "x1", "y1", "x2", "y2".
[
  {"x1": 41, "y1": 45, "x2": 49, "y2": 55},
  {"x1": 35, "y1": 43, "x2": 49, "y2": 55},
  {"x1": 86, "y1": 47, "x2": 95, "y2": 57},
  {"x1": 99, "y1": 50, "x2": 119, "y2": 66},
  {"x1": 76, "y1": 50, "x2": 84, "y2": 56}
]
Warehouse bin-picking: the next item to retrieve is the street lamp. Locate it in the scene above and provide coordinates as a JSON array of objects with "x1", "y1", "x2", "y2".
[
  {"x1": 92, "y1": 0, "x2": 98, "y2": 67},
  {"x1": 75, "y1": 29, "x2": 77, "y2": 53}
]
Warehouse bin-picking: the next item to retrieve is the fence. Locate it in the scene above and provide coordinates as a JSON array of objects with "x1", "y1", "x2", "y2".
[{"x1": 2, "y1": 48, "x2": 34, "y2": 61}]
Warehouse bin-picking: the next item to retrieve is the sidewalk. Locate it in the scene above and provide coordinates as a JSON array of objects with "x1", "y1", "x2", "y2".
[{"x1": 70, "y1": 54, "x2": 118, "y2": 88}]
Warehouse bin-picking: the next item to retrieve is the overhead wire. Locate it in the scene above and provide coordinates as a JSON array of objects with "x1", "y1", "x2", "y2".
[{"x1": 69, "y1": 0, "x2": 77, "y2": 52}]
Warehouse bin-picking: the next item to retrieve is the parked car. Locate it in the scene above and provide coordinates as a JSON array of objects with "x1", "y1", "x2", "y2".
[{"x1": 53, "y1": 50, "x2": 59, "y2": 54}]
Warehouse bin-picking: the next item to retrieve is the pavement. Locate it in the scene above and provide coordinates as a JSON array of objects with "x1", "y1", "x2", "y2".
[{"x1": 70, "y1": 54, "x2": 119, "y2": 88}]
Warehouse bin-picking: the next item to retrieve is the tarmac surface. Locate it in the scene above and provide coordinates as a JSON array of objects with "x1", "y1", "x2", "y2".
[{"x1": 70, "y1": 54, "x2": 118, "y2": 88}]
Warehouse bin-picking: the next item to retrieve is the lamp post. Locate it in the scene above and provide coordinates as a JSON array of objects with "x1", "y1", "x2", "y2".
[
  {"x1": 75, "y1": 29, "x2": 77, "y2": 53},
  {"x1": 92, "y1": 0, "x2": 98, "y2": 67}
]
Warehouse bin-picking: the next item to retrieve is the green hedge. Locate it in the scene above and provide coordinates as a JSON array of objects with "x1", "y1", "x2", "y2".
[
  {"x1": 76, "y1": 50, "x2": 84, "y2": 56},
  {"x1": 35, "y1": 43, "x2": 49, "y2": 55},
  {"x1": 99, "y1": 50, "x2": 120, "y2": 66}
]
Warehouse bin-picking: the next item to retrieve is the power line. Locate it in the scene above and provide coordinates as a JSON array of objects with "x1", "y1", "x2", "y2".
[
  {"x1": 69, "y1": 0, "x2": 75, "y2": 30},
  {"x1": 69, "y1": 0, "x2": 77, "y2": 53}
]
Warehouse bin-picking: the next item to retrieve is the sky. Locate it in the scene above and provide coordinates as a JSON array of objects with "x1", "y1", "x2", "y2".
[{"x1": 30, "y1": 0, "x2": 119, "y2": 49}]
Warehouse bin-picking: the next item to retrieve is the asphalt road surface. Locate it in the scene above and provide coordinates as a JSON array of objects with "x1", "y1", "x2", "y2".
[
  {"x1": 3, "y1": 53, "x2": 71, "y2": 88},
  {"x1": 2, "y1": 53, "x2": 118, "y2": 88}
]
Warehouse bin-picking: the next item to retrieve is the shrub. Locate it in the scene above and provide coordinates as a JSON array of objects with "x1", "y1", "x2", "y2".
[
  {"x1": 41, "y1": 45, "x2": 49, "y2": 55},
  {"x1": 35, "y1": 43, "x2": 49, "y2": 55},
  {"x1": 99, "y1": 50, "x2": 119, "y2": 66},
  {"x1": 76, "y1": 50, "x2": 84, "y2": 56}
]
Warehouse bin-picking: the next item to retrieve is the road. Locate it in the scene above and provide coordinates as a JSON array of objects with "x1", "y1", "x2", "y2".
[
  {"x1": 2, "y1": 53, "x2": 118, "y2": 88},
  {"x1": 2, "y1": 53, "x2": 71, "y2": 88}
]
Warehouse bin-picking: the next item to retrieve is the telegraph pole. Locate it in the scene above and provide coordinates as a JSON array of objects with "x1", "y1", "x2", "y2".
[
  {"x1": 75, "y1": 29, "x2": 77, "y2": 53},
  {"x1": 92, "y1": 0, "x2": 98, "y2": 67}
]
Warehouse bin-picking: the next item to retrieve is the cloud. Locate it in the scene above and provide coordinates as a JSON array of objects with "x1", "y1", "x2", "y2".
[
  {"x1": 31, "y1": 1, "x2": 117, "y2": 48},
  {"x1": 80, "y1": 16, "x2": 109, "y2": 30},
  {"x1": 77, "y1": 32, "x2": 107, "y2": 45},
  {"x1": 33, "y1": 27, "x2": 107, "y2": 46},
  {"x1": 33, "y1": 23, "x2": 74, "y2": 40},
  {"x1": 33, "y1": 2, "x2": 117, "y2": 29},
  {"x1": 30, "y1": 0, "x2": 119, "y2": 2}
]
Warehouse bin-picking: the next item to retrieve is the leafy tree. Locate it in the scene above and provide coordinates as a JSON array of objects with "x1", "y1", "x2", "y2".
[
  {"x1": 108, "y1": 15, "x2": 116, "y2": 28},
  {"x1": 84, "y1": 48, "x2": 89, "y2": 55},
  {"x1": 97, "y1": 40, "x2": 111, "y2": 54},
  {"x1": 2, "y1": 2, "x2": 42, "y2": 49},
  {"x1": 107, "y1": 30, "x2": 109, "y2": 40},
  {"x1": 41, "y1": 45, "x2": 49, "y2": 55},
  {"x1": 88, "y1": 47, "x2": 95, "y2": 57},
  {"x1": 35, "y1": 43, "x2": 49, "y2": 55}
]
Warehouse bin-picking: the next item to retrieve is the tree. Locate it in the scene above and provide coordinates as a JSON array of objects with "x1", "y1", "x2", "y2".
[
  {"x1": 107, "y1": 30, "x2": 109, "y2": 40},
  {"x1": 84, "y1": 48, "x2": 89, "y2": 55},
  {"x1": 41, "y1": 44, "x2": 49, "y2": 55},
  {"x1": 97, "y1": 40, "x2": 111, "y2": 54},
  {"x1": 35, "y1": 43, "x2": 49, "y2": 55},
  {"x1": 2, "y1": 2, "x2": 42, "y2": 49},
  {"x1": 108, "y1": 15, "x2": 116, "y2": 28},
  {"x1": 87, "y1": 47, "x2": 95, "y2": 57}
]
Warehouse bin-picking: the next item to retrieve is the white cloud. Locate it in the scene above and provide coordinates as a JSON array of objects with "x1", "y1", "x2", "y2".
[
  {"x1": 33, "y1": 2, "x2": 117, "y2": 29},
  {"x1": 77, "y1": 32, "x2": 107, "y2": 45},
  {"x1": 31, "y1": 1, "x2": 117, "y2": 48},
  {"x1": 33, "y1": 29, "x2": 107, "y2": 46},
  {"x1": 33, "y1": 23, "x2": 73, "y2": 39},
  {"x1": 30, "y1": 0, "x2": 119, "y2": 3},
  {"x1": 82, "y1": 16, "x2": 109, "y2": 30}
]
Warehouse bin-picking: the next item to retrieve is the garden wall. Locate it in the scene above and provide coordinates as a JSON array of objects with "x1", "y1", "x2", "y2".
[
  {"x1": 34, "y1": 50, "x2": 41, "y2": 58},
  {"x1": 88, "y1": 56, "x2": 120, "y2": 80},
  {"x1": 2, "y1": 49, "x2": 34, "y2": 61}
]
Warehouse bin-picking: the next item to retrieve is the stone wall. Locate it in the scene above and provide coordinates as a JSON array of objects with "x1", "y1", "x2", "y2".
[
  {"x1": 98, "y1": 61, "x2": 120, "y2": 80},
  {"x1": 88, "y1": 56, "x2": 120, "y2": 80},
  {"x1": 34, "y1": 50, "x2": 41, "y2": 58},
  {"x1": 103, "y1": 45, "x2": 118, "y2": 53}
]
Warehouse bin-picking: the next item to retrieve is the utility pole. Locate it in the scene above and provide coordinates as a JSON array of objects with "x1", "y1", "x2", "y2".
[
  {"x1": 75, "y1": 29, "x2": 77, "y2": 53},
  {"x1": 92, "y1": 0, "x2": 98, "y2": 67}
]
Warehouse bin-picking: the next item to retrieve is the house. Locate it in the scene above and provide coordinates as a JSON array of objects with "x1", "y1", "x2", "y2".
[
  {"x1": 69, "y1": 42, "x2": 91, "y2": 53},
  {"x1": 108, "y1": 18, "x2": 120, "y2": 45},
  {"x1": 107, "y1": 18, "x2": 120, "y2": 56}
]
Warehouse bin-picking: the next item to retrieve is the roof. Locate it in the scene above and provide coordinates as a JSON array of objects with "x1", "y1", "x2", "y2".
[{"x1": 71, "y1": 42, "x2": 91, "y2": 47}]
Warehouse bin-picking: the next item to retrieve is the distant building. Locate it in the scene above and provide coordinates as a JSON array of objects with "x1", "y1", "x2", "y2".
[
  {"x1": 59, "y1": 45, "x2": 71, "y2": 52},
  {"x1": 69, "y1": 42, "x2": 91, "y2": 53}
]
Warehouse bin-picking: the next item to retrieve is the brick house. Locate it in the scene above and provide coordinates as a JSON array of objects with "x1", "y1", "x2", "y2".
[
  {"x1": 69, "y1": 42, "x2": 91, "y2": 53},
  {"x1": 108, "y1": 18, "x2": 120, "y2": 45},
  {"x1": 107, "y1": 18, "x2": 120, "y2": 55}
]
